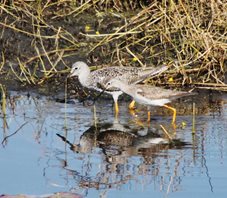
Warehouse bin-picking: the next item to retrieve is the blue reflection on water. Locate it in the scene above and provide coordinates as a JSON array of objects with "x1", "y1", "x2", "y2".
[{"x1": 0, "y1": 91, "x2": 227, "y2": 197}]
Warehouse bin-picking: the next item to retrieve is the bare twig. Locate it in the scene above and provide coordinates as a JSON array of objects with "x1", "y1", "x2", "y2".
[{"x1": 1, "y1": 122, "x2": 28, "y2": 146}]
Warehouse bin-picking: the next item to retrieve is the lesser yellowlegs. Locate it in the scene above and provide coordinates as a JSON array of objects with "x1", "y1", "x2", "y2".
[
  {"x1": 68, "y1": 61, "x2": 168, "y2": 114},
  {"x1": 105, "y1": 79, "x2": 195, "y2": 124}
]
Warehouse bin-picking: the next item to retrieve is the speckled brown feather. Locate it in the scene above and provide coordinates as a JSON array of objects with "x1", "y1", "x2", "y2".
[{"x1": 89, "y1": 65, "x2": 168, "y2": 91}]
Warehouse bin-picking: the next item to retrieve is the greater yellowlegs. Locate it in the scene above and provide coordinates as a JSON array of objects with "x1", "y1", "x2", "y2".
[
  {"x1": 68, "y1": 61, "x2": 168, "y2": 114},
  {"x1": 105, "y1": 79, "x2": 195, "y2": 124}
]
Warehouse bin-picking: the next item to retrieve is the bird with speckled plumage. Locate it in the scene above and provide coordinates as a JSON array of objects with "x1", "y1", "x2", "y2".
[
  {"x1": 68, "y1": 61, "x2": 168, "y2": 115},
  {"x1": 104, "y1": 79, "x2": 196, "y2": 124}
]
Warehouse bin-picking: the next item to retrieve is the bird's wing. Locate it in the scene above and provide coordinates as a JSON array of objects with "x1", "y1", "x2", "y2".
[
  {"x1": 136, "y1": 85, "x2": 194, "y2": 100},
  {"x1": 91, "y1": 67, "x2": 128, "y2": 83},
  {"x1": 91, "y1": 65, "x2": 168, "y2": 85},
  {"x1": 90, "y1": 65, "x2": 168, "y2": 92},
  {"x1": 128, "y1": 65, "x2": 168, "y2": 84},
  {"x1": 91, "y1": 67, "x2": 134, "y2": 91}
]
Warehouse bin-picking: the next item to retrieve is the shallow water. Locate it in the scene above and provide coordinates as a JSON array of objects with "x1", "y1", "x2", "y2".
[{"x1": 0, "y1": 90, "x2": 227, "y2": 197}]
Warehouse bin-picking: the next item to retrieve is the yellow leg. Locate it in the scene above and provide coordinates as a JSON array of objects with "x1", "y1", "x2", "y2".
[
  {"x1": 129, "y1": 108, "x2": 136, "y2": 117},
  {"x1": 114, "y1": 101, "x2": 119, "y2": 116},
  {"x1": 128, "y1": 100, "x2": 136, "y2": 110},
  {"x1": 163, "y1": 104, "x2": 176, "y2": 124},
  {"x1": 147, "y1": 111, "x2": 151, "y2": 122}
]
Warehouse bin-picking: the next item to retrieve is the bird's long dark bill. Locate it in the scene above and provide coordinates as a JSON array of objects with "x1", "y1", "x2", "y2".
[
  {"x1": 92, "y1": 87, "x2": 107, "y2": 103},
  {"x1": 80, "y1": 85, "x2": 107, "y2": 106},
  {"x1": 67, "y1": 73, "x2": 73, "y2": 78}
]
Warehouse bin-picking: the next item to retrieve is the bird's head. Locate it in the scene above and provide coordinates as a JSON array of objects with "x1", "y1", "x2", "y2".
[
  {"x1": 105, "y1": 79, "x2": 122, "y2": 90},
  {"x1": 68, "y1": 61, "x2": 89, "y2": 77}
]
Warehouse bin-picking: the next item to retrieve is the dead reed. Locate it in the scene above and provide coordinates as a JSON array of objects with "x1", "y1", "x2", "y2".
[
  {"x1": 0, "y1": 0, "x2": 226, "y2": 90},
  {"x1": 0, "y1": 83, "x2": 6, "y2": 117}
]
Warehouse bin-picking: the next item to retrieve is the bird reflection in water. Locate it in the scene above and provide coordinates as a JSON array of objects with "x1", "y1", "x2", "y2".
[{"x1": 57, "y1": 117, "x2": 189, "y2": 190}]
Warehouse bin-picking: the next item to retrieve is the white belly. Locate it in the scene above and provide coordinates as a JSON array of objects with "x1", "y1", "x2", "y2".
[{"x1": 134, "y1": 95, "x2": 170, "y2": 106}]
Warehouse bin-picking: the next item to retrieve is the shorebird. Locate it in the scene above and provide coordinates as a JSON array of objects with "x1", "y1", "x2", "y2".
[
  {"x1": 68, "y1": 61, "x2": 168, "y2": 115},
  {"x1": 104, "y1": 79, "x2": 195, "y2": 124}
]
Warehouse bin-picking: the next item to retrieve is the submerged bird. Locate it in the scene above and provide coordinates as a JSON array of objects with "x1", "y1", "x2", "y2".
[
  {"x1": 105, "y1": 79, "x2": 196, "y2": 124},
  {"x1": 68, "y1": 61, "x2": 168, "y2": 114}
]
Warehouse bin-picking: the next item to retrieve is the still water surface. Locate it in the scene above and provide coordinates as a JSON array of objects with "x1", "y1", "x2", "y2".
[{"x1": 0, "y1": 91, "x2": 227, "y2": 197}]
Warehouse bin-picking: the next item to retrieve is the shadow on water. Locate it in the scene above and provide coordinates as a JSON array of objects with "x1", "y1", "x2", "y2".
[{"x1": 1, "y1": 88, "x2": 227, "y2": 197}]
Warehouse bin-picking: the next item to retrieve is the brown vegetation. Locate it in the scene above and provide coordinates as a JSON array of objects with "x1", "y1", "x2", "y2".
[{"x1": 0, "y1": 0, "x2": 226, "y2": 90}]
